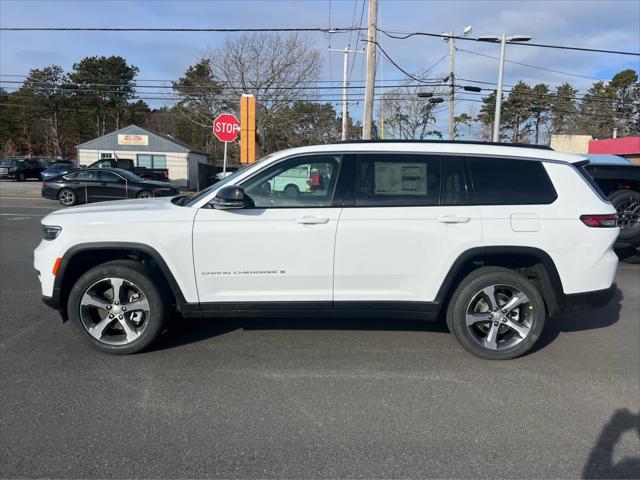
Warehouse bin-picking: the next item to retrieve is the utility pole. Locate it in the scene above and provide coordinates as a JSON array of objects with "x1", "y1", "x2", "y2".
[
  {"x1": 447, "y1": 33, "x2": 456, "y2": 140},
  {"x1": 329, "y1": 46, "x2": 364, "y2": 140},
  {"x1": 479, "y1": 32, "x2": 532, "y2": 142},
  {"x1": 444, "y1": 26, "x2": 471, "y2": 140},
  {"x1": 362, "y1": 0, "x2": 378, "y2": 140}
]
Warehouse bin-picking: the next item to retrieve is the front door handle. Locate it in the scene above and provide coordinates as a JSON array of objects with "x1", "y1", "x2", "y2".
[
  {"x1": 296, "y1": 216, "x2": 330, "y2": 225},
  {"x1": 437, "y1": 215, "x2": 471, "y2": 224}
]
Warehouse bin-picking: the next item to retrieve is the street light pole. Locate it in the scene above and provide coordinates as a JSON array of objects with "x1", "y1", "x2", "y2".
[
  {"x1": 479, "y1": 33, "x2": 532, "y2": 143},
  {"x1": 492, "y1": 33, "x2": 507, "y2": 143}
]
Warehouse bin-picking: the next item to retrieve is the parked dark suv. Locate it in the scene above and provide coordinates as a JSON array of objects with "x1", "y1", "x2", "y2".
[{"x1": 0, "y1": 157, "x2": 45, "y2": 181}]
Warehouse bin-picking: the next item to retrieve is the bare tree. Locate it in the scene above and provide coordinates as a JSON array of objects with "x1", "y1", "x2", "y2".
[
  {"x1": 379, "y1": 81, "x2": 446, "y2": 140},
  {"x1": 206, "y1": 33, "x2": 322, "y2": 153}
]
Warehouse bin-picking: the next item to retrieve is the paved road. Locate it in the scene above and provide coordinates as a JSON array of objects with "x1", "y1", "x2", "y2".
[{"x1": 1, "y1": 197, "x2": 639, "y2": 479}]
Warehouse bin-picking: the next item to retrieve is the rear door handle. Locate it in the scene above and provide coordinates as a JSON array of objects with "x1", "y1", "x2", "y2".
[
  {"x1": 437, "y1": 215, "x2": 471, "y2": 224},
  {"x1": 296, "y1": 216, "x2": 330, "y2": 225}
]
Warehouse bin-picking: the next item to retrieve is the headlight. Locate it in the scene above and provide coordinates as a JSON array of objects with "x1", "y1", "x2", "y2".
[{"x1": 42, "y1": 225, "x2": 62, "y2": 240}]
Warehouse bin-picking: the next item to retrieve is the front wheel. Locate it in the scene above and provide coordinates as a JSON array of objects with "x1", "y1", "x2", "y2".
[
  {"x1": 58, "y1": 188, "x2": 77, "y2": 206},
  {"x1": 17, "y1": 172, "x2": 25, "y2": 182},
  {"x1": 67, "y1": 260, "x2": 166, "y2": 354},
  {"x1": 137, "y1": 190, "x2": 152, "y2": 199},
  {"x1": 446, "y1": 267, "x2": 546, "y2": 360}
]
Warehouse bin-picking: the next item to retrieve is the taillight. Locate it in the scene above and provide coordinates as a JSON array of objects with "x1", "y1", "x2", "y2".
[
  {"x1": 163, "y1": 169, "x2": 169, "y2": 179},
  {"x1": 43, "y1": 181, "x2": 48, "y2": 188},
  {"x1": 580, "y1": 214, "x2": 618, "y2": 228}
]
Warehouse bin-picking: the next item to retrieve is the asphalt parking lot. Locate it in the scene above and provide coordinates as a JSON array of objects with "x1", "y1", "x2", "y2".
[{"x1": 1, "y1": 192, "x2": 639, "y2": 479}]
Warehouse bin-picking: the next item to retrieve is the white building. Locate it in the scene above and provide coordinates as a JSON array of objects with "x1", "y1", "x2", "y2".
[{"x1": 75, "y1": 125, "x2": 209, "y2": 189}]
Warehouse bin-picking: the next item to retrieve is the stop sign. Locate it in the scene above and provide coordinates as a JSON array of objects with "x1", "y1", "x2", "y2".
[{"x1": 213, "y1": 113, "x2": 239, "y2": 142}]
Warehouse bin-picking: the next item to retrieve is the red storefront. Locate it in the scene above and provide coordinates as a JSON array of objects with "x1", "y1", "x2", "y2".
[{"x1": 588, "y1": 137, "x2": 640, "y2": 165}]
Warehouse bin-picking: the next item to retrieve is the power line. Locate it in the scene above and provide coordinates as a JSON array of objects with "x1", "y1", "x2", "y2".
[
  {"x1": 0, "y1": 26, "x2": 365, "y2": 33},
  {"x1": 378, "y1": 29, "x2": 640, "y2": 56},
  {"x1": 456, "y1": 47, "x2": 605, "y2": 81},
  {"x1": 3, "y1": 25, "x2": 636, "y2": 56}
]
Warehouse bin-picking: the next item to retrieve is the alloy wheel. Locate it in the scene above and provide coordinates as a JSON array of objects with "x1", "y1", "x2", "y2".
[
  {"x1": 616, "y1": 197, "x2": 640, "y2": 231},
  {"x1": 465, "y1": 284, "x2": 533, "y2": 351},
  {"x1": 59, "y1": 190, "x2": 76, "y2": 206},
  {"x1": 79, "y1": 277, "x2": 151, "y2": 345}
]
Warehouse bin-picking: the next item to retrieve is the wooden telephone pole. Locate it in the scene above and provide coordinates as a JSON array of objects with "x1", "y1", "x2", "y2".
[{"x1": 362, "y1": 0, "x2": 378, "y2": 140}]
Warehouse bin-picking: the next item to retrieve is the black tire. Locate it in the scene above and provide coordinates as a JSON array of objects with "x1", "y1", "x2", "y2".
[
  {"x1": 446, "y1": 267, "x2": 546, "y2": 360},
  {"x1": 67, "y1": 260, "x2": 167, "y2": 354},
  {"x1": 608, "y1": 189, "x2": 640, "y2": 243},
  {"x1": 16, "y1": 172, "x2": 25, "y2": 182},
  {"x1": 283, "y1": 184, "x2": 300, "y2": 197},
  {"x1": 58, "y1": 188, "x2": 77, "y2": 206},
  {"x1": 137, "y1": 190, "x2": 152, "y2": 199}
]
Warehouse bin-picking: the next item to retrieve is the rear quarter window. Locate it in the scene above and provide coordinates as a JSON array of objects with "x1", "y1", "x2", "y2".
[{"x1": 467, "y1": 156, "x2": 557, "y2": 205}]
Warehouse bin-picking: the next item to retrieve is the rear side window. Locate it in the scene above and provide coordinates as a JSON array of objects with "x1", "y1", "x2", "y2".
[
  {"x1": 356, "y1": 154, "x2": 441, "y2": 207},
  {"x1": 467, "y1": 157, "x2": 557, "y2": 205}
]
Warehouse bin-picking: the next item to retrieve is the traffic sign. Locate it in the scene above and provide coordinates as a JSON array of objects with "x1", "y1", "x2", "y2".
[{"x1": 213, "y1": 113, "x2": 239, "y2": 143}]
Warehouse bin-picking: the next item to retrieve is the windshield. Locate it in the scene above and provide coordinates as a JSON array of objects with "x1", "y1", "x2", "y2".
[
  {"x1": 0, "y1": 158, "x2": 19, "y2": 166},
  {"x1": 184, "y1": 156, "x2": 272, "y2": 207},
  {"x1": 50, "y1": 163, "x2": 74, "y2": 170}
]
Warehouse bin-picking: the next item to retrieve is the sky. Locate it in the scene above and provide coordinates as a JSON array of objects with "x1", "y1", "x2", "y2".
[{"x1": 1, "y1": 0, "x2": 639, "y2": 137}]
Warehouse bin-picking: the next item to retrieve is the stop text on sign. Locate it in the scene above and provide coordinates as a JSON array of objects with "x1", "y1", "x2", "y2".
[{"x1": 213, "y1": 113, "x2": 239, "y2": 143}]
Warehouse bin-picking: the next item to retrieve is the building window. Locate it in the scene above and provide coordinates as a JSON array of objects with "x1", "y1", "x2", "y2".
[
  {"x1": 100, "y1": 152, "x2": 113, "y2": 159},
  {"x1": 137, "y1": 154, "x2": 166, "y2": 169}
]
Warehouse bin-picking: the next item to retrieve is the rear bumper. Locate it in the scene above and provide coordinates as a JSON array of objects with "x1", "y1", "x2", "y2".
[{"x1": 554, "y1": 284, "x2": 617, "y2": 317}]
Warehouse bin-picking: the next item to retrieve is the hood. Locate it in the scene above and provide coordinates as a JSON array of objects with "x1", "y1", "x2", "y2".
[{"x1": 45, "y1": 196, "x2": 176, "y2": 217}]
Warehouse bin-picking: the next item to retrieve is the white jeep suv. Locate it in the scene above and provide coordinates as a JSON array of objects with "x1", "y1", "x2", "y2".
[{"x1": 34, "y1": 141, "x2": 619, "y2": 359}]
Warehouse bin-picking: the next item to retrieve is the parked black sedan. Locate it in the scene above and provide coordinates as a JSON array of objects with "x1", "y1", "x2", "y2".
[{"x1": 42, "y1": 167, "x2": 179, "y2": 206}]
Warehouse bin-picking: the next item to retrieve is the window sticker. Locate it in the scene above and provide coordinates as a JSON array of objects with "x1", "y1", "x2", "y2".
[{"x1": 374, "y1": 162, "x2": 427, "y2": 195}]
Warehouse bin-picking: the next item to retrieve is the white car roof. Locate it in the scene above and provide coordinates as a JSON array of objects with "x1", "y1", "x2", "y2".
[{"x1": 265, "y1": 141, "x2": 588, "y2": 165}]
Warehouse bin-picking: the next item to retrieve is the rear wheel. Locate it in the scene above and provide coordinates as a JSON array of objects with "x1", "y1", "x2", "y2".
[
  {"x1": 67, "y1": 260, "x2": 166, "y2": 354},
  {"x1": 58, "y1": 188, "x2": 77, "y2": 206},
  {"x1": 284, "y1": 184, "x2": 300, "y2": 197},
  {"x1": 446, "y1": 267, "x2": 546, "y2": 360},
  {"x1": 609, "y1": 189, "x2": 640, "y2": 243},
  {"x1": 137, "y1": 190, "x2": 152, "y2": 199}
]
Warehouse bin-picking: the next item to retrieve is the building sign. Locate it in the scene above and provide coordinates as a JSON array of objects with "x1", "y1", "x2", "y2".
[{"x1": 117, "y1": 134, "x2": 149, "y2": 146}]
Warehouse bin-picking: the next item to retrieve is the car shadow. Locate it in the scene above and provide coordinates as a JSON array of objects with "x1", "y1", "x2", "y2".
[
  {"x1": 530, "y1": 286, "x2": 623, "y2": 354},
  {"x1": 583, "y1": 409, "x2": 640, "y2": 479},
  {"x1": 150, "y1": 314, "x2": 450, "y2": 352},
  {"x1": 150, "y1": 287, "x2": 622, "y2": 354}
]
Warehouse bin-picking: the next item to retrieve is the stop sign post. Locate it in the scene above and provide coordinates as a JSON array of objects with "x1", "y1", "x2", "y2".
[{"x1": 213, "y1": 113, "x2": 239, "y2": 174}]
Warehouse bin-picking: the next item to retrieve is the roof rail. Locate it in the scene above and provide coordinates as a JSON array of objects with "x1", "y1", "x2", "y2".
[{"x1": 331, "y1": 139, "x2": 554, "y2": 151}]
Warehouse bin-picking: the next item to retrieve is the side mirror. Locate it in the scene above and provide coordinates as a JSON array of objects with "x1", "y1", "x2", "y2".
[{"x1": 210, "y1": 185, "x2": 245, "y2": 210}]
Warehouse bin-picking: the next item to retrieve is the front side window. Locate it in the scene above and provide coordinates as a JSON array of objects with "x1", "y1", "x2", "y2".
[
  {"x1": 241, "y1": 155, "x2": 342, "y2": 208},
  {"x1": 467, "y1": 157, "x2": 557, "y2": 205},
  {"x1": 355, "y1": 153, "x2": 441, "y2": 207},
  {"x1": 94, "y1": 160, "x2": 113, "y2": 169}
]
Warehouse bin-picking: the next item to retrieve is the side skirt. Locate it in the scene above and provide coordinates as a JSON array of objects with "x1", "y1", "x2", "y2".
[{"x1": 181, "y1": 301, "x2": 442, "y2": 321}]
